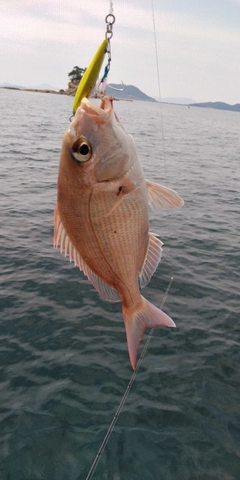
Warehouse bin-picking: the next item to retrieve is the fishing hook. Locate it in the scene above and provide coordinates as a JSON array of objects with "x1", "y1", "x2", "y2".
[{"x1": 107, "y1": 81, "x2": 125, "y2": 92}]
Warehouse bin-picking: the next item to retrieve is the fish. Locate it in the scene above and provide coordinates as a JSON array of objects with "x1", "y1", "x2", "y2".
[{"x1": 54, "y1": 96, "x2": 184, "y2": 370}]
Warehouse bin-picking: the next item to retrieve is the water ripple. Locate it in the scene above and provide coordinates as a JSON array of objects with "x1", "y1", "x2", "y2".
[{"x1": 0, "y1": 89, "x2": 239, "y2": 479}]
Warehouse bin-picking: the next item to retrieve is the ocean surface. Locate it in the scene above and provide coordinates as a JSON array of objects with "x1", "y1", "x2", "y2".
[{"x1": 0, "y1": 88, "x2": 239, "y2": 480}]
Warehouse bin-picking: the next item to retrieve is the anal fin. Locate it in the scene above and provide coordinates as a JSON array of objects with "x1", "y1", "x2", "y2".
[
  {"x1": 139, "y1": 232, "x2": 163, "y2": 289},
  {"x1": 54, "y1": 205, "x2": 121, "y2": 302}
]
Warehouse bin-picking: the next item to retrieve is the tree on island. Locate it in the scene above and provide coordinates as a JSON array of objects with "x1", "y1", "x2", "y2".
[{"x1": 68, "y1": 66, "x2": 86, "y2": 83}]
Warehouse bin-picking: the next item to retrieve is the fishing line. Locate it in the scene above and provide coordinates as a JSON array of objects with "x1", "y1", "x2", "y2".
[
  {"x1": 84, "y1": 276, "x2": 174, "y2": 480},
  {"x1": 83, "y1": 5, "x2": 172, "y2": 479},
  {"x1": 151, "y1": 0, "x2": 167, "y2": 180},
  {"x1": 109, "y1": 0, "x2": 114, "y2": 14}
]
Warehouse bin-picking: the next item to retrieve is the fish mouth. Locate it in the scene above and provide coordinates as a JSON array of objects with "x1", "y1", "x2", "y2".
[
  {"x1": 79, "y1": 96, "x2": 113, "y2": 124},
  {"x1": 76, "y1": 96, "x2": 125, "y2": 131}
]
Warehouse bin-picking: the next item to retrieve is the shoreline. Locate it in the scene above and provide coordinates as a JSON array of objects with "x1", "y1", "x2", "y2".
[
  {"x1": 1, "y1": 86, "x2": 69, "y2": 95},
  {"x1": 0, "y1": 86, "x2": 133, "y2": 102}
]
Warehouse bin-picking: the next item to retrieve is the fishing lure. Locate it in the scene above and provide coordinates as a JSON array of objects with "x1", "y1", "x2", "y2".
[{"x1": 72, "y1": 38, "x2": 108, "y2": 114}]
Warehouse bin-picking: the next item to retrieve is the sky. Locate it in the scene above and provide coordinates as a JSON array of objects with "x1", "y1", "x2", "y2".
[{"x1": 0, "y1": 0, "x2": 240, "y2": 103}]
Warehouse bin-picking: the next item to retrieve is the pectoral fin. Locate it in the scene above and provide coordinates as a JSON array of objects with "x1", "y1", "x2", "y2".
[
  {"x1": 105, "y1": 187, "x2": 126, "y2": 217},
  {"x1": 106, "y1": 175, "x2": 138, "y2": 217},
  {"x1": 146, "y1": 180, "x2": 184, "y2": 210}
]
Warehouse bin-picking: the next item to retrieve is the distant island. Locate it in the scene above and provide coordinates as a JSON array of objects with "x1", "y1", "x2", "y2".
[
  {"x1": 189, "y1": 101, "x2": 240, "y2": 113},
  {"x1": 105, "y1": 84, "x2": 156, "y2": 102},
  {"x1": 0, "y1": 82, "x2": 156, "y2": 102},
  {"x1": 1, "y1": 82, "x2": 239, "y2": 110}
]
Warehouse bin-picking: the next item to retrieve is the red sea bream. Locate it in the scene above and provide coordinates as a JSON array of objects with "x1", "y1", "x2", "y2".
[{"x1": 54, "y1": 96, "x2": 184, "y2": 369}]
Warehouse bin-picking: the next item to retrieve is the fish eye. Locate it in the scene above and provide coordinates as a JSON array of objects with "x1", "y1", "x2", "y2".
[{"x1": 71, "y1": 137, "x2": 92, "y2": 162}]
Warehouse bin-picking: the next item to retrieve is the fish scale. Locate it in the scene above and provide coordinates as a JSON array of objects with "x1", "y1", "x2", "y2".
[{"x1": 89, "y1": 186, "x2": 148, "y2": 286}]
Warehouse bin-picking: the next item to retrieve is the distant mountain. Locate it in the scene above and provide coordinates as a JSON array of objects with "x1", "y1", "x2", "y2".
[
  {"x1": 0, "y1": 82, "x2": 25, "y2": 89},
  {"x1": 33, "y1": 83, "x2": 60, "y2": 91},
  {"x1": 105, "y1": 84, "x2": 156, "y2": 102},
  {"x1": 190, "y1": 101, "x2": 240, "y2": 112},
  {"x1": 0, "y1": 82, "x2": 60, "y2": 91},
  {"x1": 161, "y1": 97, "x2": 197, "y2": 105}
]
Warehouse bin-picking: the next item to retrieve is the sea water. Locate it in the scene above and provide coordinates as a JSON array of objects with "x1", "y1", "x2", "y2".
[{"x1": 0, "y1": 88, "x2": 239, "y2": 480}]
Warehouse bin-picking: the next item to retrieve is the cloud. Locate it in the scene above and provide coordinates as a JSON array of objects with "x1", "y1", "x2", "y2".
[
  {"x1": 1, "y1": 1, "x2": 239, "y2": 49},
  {"x1": 0, "y1": 3, "x2": 103, "y2": 47},
  {"x1": 115, "y1": 4, "x2": 240, "y2": 45},
  {"x1": 0, "y1": 0, "x2": 240, "y2": 102}
]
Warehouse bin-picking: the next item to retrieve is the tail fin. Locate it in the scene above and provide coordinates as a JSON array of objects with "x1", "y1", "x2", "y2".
[{"x1": 122, "y1": 295, "x2": 176, "y2": 370}]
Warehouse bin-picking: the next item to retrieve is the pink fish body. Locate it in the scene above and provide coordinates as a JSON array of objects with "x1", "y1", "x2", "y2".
[{"x1": 54, "y1": 96, "x2": 184, "y2": 369}]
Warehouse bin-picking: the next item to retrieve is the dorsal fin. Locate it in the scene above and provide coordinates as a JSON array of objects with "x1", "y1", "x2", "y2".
[
  {"x1": 146, "y1": 180, "x2": 184, "y2": 210},
  {"x1": 139, "y1": 232, "x2": 163, "y2": 289},
  {"x1": 54, "y1": 205, "x2": 121, "y2": 302}
]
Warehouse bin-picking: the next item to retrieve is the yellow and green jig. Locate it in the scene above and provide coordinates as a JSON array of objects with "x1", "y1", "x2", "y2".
[{"x1": 72, "y1": 14, "x2": 115, "y2": 114}]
